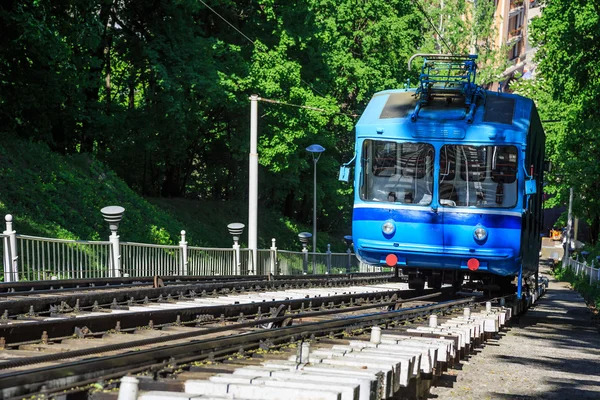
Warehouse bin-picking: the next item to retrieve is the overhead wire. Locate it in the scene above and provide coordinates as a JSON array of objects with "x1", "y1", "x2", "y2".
[
  {"x1": 198, "y1": 0, "x2": 351, "y2": 114},
  {"x1": 259, "y1": 97, "x2": 360, "y2": 118},
  {"x1": 412, "y1": 0, "x2": 455, "y2": 54},
  {"x1": 198, "y1": 0, "x2": 256, "y2": 45}
]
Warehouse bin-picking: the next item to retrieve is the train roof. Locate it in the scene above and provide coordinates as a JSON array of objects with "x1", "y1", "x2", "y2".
[{"x1": 356, "y1": 88, "x2": 538, "y2": 145}]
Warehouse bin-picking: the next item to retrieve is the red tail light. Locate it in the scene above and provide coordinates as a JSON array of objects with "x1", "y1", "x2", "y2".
[
  {"x1": 467, "y1": 258, "x2": 480, "y2": 271},
  {"x1": 386, "y1": 254, "x2": 398, "y2": 267}
]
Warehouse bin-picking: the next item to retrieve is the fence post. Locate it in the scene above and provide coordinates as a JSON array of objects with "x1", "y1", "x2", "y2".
[
  {"x1": 233, "y1": 241, "x2": 241, "y2": 275},
  {"x1": 227, "y1": 223, "x2": 245, "y2": 276},
  {"x1": 345, "y1": 249, "x2": 351, "y2": 274},
  {"x1": 179, "y1": 230, "x2": 188, "y2": 276},
  {"x1": 110, "y1": 231, "x2": 121, "y2": 278},
  {"x1": 590, "y1": 260, "x2": 594, "y2": 286},
  {"x1": 298, "y1": 232, "x2": 312, "y2": 275},
  {"x1": 302, "y1": 246, "x2": 309, "y2": 274},
  {"x1": 3, "y1": 215, "x2": 18, "y2": 282},
  {"x1": 101, "y1": 206, "x2": 124, "y2": 278},
  {"x1": 248, "y1": 248, "x2": 255, "y2": 276},
  {"x1": 326, "y1": 244, "x2": 332, "y2": 274},
  {"x1": 270, "y1": 238, "x2": 278, "y2": 275},
  {"x1": 597, "y1": 257, "x2": 600, "y2": 287}
]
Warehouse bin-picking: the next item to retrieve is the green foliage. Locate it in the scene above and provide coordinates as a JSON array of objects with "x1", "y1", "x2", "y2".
[
  {"x1": 0, "y1": 0, "x2": 507, "y2": 251},
  {"x1": 553, "y1": 266, "x2": 600, "y2": 311},
  {"x1": 0, "y1": 137, "x2": 184, "y2": 244},
  {"x1": 521, "y1": 0, "x2": 600, "y2": 243},
  {"x1": 0, "y1": 137, "x2": 347, "y2": 251},
  {"x1": 416, "y1": 0, "x2": 507, "y2": 85}
]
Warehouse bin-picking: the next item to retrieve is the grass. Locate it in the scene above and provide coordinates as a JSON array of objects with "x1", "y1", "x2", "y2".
[{"x1": 0, "y1": 137, "x2": 349, "y2": 252}]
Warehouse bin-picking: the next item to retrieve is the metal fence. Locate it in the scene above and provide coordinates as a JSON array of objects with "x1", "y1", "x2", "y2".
[
  {"x1": 257, "y1": 249, "x2": 275, "y2": 276},
  {"x1": 187, "y1": 247, "x2": 236, "y2": 276},
  {"x1": 276, "y1": 249, "x2": 379, "y2": 275},
  {"x1": 1, "y1": 214, "x2": 377, "y2": 282},
  {"x1": 16, "y1": 235, "x2": 112, "y2": 280},
  {"x1": 121, "y1": 242, "x2": 181, "y2": 277},
  {"x1": 565, "y1": 258, "x2": 600, "y2": 285}
]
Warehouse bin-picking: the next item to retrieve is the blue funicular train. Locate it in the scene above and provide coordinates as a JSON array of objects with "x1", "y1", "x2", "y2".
[{"x1": 341, "y1": 54, "x2": 545, "y2": 297}]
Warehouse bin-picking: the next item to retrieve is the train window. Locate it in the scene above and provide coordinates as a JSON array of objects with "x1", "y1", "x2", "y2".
[
  {"x1": 372, "y1": 142, "x2": 397, "y2": 177},
  {"x1": 440, "y1": 146, "x2": 456, "y2": 181},
  {"x1": 459, "y1": 146, "x2": 487, "y2": 182},
  {"x1": 439, "y1": 145, "x2": 517, "y2": 208},
  {"x1": 362, "y1": 140, "x2": 434, "y2": 205},
  {"x1": 491, "y1": 146, "x2": 517, "y2": 184}
]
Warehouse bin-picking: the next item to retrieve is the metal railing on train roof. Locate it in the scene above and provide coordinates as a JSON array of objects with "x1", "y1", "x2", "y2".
[{"x1": 1, "y1": 214, "x2": 378, "y2": 282}]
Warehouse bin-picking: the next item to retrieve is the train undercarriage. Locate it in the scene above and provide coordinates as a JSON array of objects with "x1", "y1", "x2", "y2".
[{"x1": 398, "y1": 267, "x2": 521, "y2": 295}]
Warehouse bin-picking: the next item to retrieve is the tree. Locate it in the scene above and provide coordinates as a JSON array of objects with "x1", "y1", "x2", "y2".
[
  {"x1": 414, "y1": 0, "x2": 507, "y2": 85},
  {"x1": 525, "y1": 0, "x2": 600, "y2": 243}
]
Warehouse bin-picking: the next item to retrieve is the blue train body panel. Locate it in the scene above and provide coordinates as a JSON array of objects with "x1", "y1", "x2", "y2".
[{"x1": 350, "y1": 58, "x2": 545, "y2": 284}]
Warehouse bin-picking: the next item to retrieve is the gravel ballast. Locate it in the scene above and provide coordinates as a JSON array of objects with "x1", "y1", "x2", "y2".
[{"x1": 428, "y1": 265, "x2": 600, "y2": 399}]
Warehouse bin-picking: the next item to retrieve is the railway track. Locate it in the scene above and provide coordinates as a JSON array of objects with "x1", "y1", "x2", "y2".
[
  {"x1": 0, "y1": 276, "x2": 548, "y2": 400},
  {"x1": 0, "y1": 280, "x2": 424, "y2": 345},
  {"x1": 0, "y1": 289, "x2": 466, "y2": 399},
  {"x1": 0, "y1": 277, "x2": 448, "y2": 398},
  {"x1": 0, "y1": 273, "x2": 392, "y2": 296},
  {"x1": 0, "y1": 273, "x2": 394, "y2": 316}
]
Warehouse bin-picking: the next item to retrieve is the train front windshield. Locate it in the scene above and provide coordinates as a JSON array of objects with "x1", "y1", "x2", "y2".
[
  {"x1": 360, "y1": 140, "x2": 434, "y2": 204},
  {"x1": 360, "y1": 140, "x2": 518, "y2": 208},
  {"x1": 440, "y1": 145, "x2": 517, "y2": 208}
]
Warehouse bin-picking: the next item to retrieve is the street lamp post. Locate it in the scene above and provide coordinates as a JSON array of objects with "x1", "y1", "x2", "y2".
[
  {"x1": 298, "y1": 232, "x2": 312, "y2": 274},
  {"x1": 344, "y1": 235, "x2": 353, "y2": 274},
  {"x1": 306, "y1": 144, "x2": 325, "y2": 271},
  {"x1": 227, "y1": 223, "x2": 245, "y2": 275}
]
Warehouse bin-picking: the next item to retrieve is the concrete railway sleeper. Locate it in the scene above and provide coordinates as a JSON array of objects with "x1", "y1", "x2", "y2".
[
  {"x1": 0, "y1": 273, "x2": 393, "y2": 295},
  {"x1": 0, "y1": 283, "x2": 447, "y2": 345},
  {"x1": 0, "y1": 294, "x2": 478, "y2": 399},
  {"x1": 117, "y1": 288, "x2": 546, "y2": 400},
  {"x1": 0, "y1": 273, "x2": 394, "y2": 315},
  {"x1": 0, "y1": 279, "x2": 548, "y2": 399}
]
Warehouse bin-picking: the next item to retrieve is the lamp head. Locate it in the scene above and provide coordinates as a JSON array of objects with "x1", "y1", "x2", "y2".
[
  {"x1": 343, "y1": 235, "x2": 353, "y2": 248},
  {"x1": 100, "y1": 206, "x2": 125, "y2": 233},
  {"x1": 227, "y1": 223, "x2": 245, "y2": 243},
  {"x1": 306, "y1": 144, "x2": 325, "y2": 161},
  {"x1": 298, "y1": 232, "x2": 312, "y2": 247},
  {"x1": 306, "y1": 144, "x2": 326, "y2": 153}
]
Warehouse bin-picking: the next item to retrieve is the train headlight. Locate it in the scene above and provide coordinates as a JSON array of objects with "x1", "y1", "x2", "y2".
[
  {"x1": 382, "y1": 220, "x2": 396, "y2": 235},
  {"x1": 474, "y1": 227, "x2": 488, "y2": 241}
]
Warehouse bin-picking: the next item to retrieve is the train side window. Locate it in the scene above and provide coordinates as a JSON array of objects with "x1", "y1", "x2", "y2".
[{"x1": 491, "y1": 146, "x2": 517, "y2": 184}]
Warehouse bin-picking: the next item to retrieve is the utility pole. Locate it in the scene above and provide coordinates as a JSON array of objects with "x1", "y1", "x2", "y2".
[
  {"x1": 562, "y1": 187, "x2": 574, "y2": 269},
  {"x1": 248, "y1": 95, "x2": 259, "y2": 272}
]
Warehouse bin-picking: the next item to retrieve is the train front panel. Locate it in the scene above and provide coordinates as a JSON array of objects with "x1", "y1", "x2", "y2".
[{"x1": 352, "y1": 138, "x2": 524, "y2": 277}]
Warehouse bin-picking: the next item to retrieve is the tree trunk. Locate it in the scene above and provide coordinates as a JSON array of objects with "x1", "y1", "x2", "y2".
[
  {"x1": 590, "y1": 215, "x2": 599, "y2": 245},
  {"x1": 81, "y1": 0, "x2": 114, "y2": 153},
  {"x1": 284, "y1": 190, "x2": 295, "y2": 218},
  {"x1": 161, "y1": 164, "x2": 183, "y2": 197}
]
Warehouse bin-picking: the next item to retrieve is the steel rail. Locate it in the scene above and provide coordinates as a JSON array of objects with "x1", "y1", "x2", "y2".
[
  {"x1": 0, "y1": 274, "x2": 393, "y2": 316},
  {"x1": 0, "y1": 290, "x2": 450, "y2": 370},
  {"x1": 0, "y1": 296, "x2": 474, "y2": 398},
  {"x1": 0, "y1": 272, "x2": 392, "y2": 294},
  {"x1": 0, "y1": 286, "x2": 432, "y2": 345}
]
